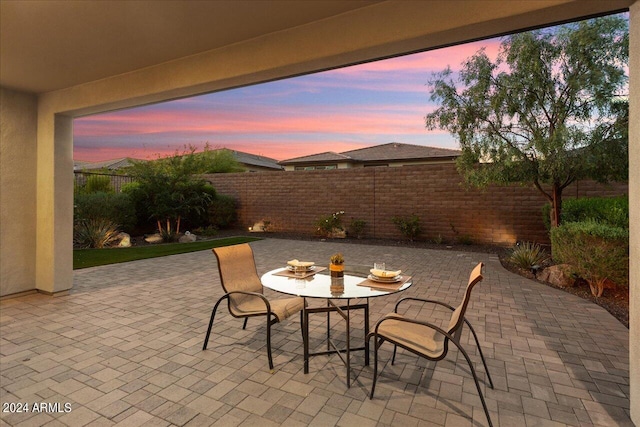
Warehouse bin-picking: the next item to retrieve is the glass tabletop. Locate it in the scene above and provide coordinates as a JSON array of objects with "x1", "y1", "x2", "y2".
[{"x1": 261, "y1": 264, "x2": 412, "y2": 299}]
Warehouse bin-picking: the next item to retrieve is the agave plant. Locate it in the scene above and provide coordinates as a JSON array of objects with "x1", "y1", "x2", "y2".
[
  {"x1": 74, "y1": 219, "x2": 120, "y2": 248},
  {"x1": 508, "y1": 241, "x2": 548, "y2": 270}
]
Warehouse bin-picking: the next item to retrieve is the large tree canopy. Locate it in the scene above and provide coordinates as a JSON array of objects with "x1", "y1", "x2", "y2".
[{"x1": 425, "y1": 15, "x2": 628, "y2": 227}]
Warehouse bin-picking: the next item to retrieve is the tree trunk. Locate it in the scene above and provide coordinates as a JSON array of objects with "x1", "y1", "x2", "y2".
[{"x1": 550, "y1": 183, "x2": 563, "y2": 228}]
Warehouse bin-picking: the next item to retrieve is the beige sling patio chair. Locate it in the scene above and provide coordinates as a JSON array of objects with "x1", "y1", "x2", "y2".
[
  {"x1": 368, "y1": 262, "x2": 494, "y2": 427},
  {"x1": 202, "y1": 243, "x2": 304, "y2": 370}
]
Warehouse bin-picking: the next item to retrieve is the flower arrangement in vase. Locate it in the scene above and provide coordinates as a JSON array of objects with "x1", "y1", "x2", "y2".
[{"x1": 329, "y1": 253, "x2": 344, "y2": 277}]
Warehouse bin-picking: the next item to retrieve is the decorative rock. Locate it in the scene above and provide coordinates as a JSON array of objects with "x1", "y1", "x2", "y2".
[
  {"x1": 250, "y1": 221, "x2": 265, "y2": 232},
  {"x1": 116, "y1": 232, "x2": 131, "y2": 247},
  {"x1": 144, "y1": 233, "x2": 163, "y2": 244},
  {"x1": 179, "y1": 232, "x2": 197, "y2": 243},
  {"x1": 539, "y1": 264, "x2": 575, "y2": 288},
  {"x1": 329, "y1": 228, "x2": 346, "y2": 238}
]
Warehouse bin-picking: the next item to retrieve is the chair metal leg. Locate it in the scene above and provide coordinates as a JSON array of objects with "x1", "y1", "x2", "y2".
[
  {"x1": 391, "y1": 345, "x2": 397, "y2": 365},
  {"x1": 300, "y1": 310, "x2": 304, "y2": 341},
  {"x1": 464, "y1": 319, "x2": 494, "y2": 388},
  {"x1": 202, "y1": 298, "x2": 225, "y2": 350},
  {"x1": 242, "y1": 318, "x2": 248, "y2": 330},
  {"x1": 369, "y1": 334, "x2": 381, "y2": 399},
  {"x1": 266, "y1": 316, "x2": 274, "y2": 370},
  {"x1": 451, "y1": 340, "x2": 494, "y2": 427}
]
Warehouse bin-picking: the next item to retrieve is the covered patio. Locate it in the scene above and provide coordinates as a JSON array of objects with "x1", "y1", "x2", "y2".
[{"x1": 1, "y1": 239, "x2": 631, "y2": 426}]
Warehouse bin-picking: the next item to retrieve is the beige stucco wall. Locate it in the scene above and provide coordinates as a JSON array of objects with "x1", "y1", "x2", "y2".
[
  {"x1": 629, "y1": 2, "x2": 639, "y2": 423},
  {"x1": 0, "y1": 88, "x2": 38, "y2": 296}
]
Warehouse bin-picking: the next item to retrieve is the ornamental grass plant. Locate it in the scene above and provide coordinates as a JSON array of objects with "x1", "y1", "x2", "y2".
[{"x1": 508, "y1": 241, "x2": 548, "y2": 270}]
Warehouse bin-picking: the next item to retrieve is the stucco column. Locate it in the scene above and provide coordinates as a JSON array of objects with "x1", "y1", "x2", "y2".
[
  {"x1": 630, "y1": 1, "x2": 639, "y2": 424},
  {"x1": 35, "y1": 112, "x2": 73, "y2": 295}
]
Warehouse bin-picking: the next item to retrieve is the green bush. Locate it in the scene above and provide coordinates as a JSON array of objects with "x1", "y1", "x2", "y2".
[
  {"x1": 182, "y1": 185, "x2": 217, "y2": 229},
  {"x1": 193, "y1": 225, "x2": 219, "y2": 237},
  {"x1": 74, "y1": 219, "x2": 120, "y2": 248},
  {"x1": 208, "y1": 194, "x2": 238, "y2": 229},
  {"x1": 349, "y1": 218, "x2": 367, "y2": 239},
  {"x1": 543, "y1": 196, "x2": 628, "y2": 230},
  {"x1": 74, "y1": 192, "x2": 136, "y2": 233},
  {"x1": 550, "y1": 220, "x2": 629, "y2": 296},
  {"x1": 509, "y1": 241, "x2": 548, "y2": 270},
  {"x1": 314, "y1": 211, "x2": 345, "y2": 237},
  {"x1": 392, "y1": 214, "x2": 421, "y2": 241}
]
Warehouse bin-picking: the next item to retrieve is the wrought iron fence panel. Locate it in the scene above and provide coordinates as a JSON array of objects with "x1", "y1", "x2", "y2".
[{"x1": 74, "y1": 171, "x2": 136, "y2": 194}]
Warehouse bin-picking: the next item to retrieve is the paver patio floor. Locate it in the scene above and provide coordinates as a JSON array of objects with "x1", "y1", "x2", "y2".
[{"x1": 0, "y1": 238, "x2": 631, "y2": 426}]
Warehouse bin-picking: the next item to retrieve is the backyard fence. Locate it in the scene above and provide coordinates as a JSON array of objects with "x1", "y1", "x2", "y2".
[
  {"x1": 74, "y1": 171, "x2": 136, "y2": 194},
  {"x1": 203, "y1": 163, "x2": 628, "y2": 246}
]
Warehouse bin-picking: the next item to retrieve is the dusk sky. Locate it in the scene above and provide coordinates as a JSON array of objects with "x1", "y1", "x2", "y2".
[{"x1": 73, "y1": 38, "x2": 504, "y2": 162}]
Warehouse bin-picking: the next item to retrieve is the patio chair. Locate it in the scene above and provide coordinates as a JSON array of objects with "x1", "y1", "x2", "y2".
[
  {"x1": 202, "y1": 243, "x2": 304, "y2": 370},
  {"x1": 368, "y1": 262, "x2": 494, "y2": 427}
]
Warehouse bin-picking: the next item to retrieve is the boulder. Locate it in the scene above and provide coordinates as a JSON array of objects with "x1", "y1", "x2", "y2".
[
  {"x1": 179, "y1": 231, "x2": 197, "y2": 243},
  {"x1": 250, "y1": 221, "x2": 266, "y2": 232},
  {"x1": 538, "y1": 264, "x2": 575, "y2": 288},
  {"x1": 144, "y1": 233, "x2": 163, "y2": 244},
  {"x1": 116, "y1": 232, "x2": 131, "y2": 247},
  {"x1": 329, "y1": 228, "x2": 346, "y2": 238}
]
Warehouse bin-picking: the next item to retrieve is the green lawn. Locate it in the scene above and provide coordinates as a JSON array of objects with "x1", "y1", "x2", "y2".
[{"x1": 73, "y1": 236, "x2": 262, "y2": 269}]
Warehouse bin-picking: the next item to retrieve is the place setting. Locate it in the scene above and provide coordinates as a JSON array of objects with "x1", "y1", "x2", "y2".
[
  {"x1": 358, "y1": 262, "x2": 411, "y2": 291},
  {"x1": 273, "y1": 259, "x2": 326, "y2": 278}
]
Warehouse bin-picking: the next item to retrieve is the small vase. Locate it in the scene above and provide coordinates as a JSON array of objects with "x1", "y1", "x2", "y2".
[
  {"x1": 330, "y1": 276, "x2": 344, "y2": 295},
  {"x1": 330, "y1": 263, "x2": 344, "y2": 277}
]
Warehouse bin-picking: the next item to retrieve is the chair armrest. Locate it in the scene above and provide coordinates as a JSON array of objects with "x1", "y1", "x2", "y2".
[
  {"x1": 224, "y1": 290, "x2": 272, "y2": 313},
  {"x1": 394, "y1": 297, "x2": 456, "y2": 313},
  {"x1": 370, "y1": 313, "x2": 455, "y2": 343}
]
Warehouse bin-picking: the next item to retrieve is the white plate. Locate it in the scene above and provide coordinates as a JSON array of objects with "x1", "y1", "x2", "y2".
[
  {"x1": 368, "y1": 274, "x2": 402, "y2": 283},
  {"x1": 287, "y1": 265, "x2": 315, "y2": 272}
]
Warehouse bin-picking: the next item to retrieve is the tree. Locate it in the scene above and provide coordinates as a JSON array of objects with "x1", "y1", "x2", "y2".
[
  {"x1": 197, "y1": 146, "x2": 245, "y2": 173},
  {"x1": 125, "y1": 146, "x2": 217, "y2": 240},
  {"x1": 425, "y1": 16, "x2": 628, "y2": 227}
]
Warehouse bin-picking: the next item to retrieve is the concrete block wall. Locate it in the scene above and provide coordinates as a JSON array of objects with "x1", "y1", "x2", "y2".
[{"x1": 204, "y1": 164, "x2": 628, "y2": 246}]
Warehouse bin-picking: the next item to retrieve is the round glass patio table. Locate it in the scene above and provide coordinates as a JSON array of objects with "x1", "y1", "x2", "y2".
[{"x1": 261, "y1": 265, "x2": 412, "y2": 387}]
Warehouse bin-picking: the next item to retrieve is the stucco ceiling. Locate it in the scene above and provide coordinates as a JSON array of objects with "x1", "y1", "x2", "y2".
[
  {"x1": 0, "y1": 0, "x2": 380, "y2": 94},
  {"x1": 0, "y1": 0, "x2": 632, "y2": 96}
]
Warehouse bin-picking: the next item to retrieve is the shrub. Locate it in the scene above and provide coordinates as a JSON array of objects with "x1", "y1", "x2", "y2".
[
  {"x1": 457, "y1": 235, "x2": 474, "y2": 245},
  {"x1": 126, "y1": 150, "x2": 216, "y2": 237},
  {"x1": 74, "y1": 219, "x2": 120, "y2": 248},
  {"x1": 542, "y1": 196, "x2": 628, "y2": 230},
  {"x1": 74, "y1": 192, "x2": 136, "y2": 233},
  {"x1": 315, "y1": 211, "x2": 345, "y2": 237},
  {"x1": 509, "y1": 241, "x2": 548, "y2": 270},
  {"x1": 392, "y1": 214, "x2": 421, "y2": 241},
  {"x1": 207, "y1": 194, "x2": 238, "y2": 229},
  {"x1": 193, "y1": 225, "x2": 219, "y2": 237},
  {"x1": 550, "y1": 220, "x2": 629, "y2": 297},
  {"x1": 349, "y1": 218, "x2": 366, "y2": 239}
]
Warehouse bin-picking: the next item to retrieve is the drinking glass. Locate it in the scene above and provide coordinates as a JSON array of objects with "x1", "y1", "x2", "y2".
[{"x1": 294, "y1": 265, "x2": 306, "y2": 277}]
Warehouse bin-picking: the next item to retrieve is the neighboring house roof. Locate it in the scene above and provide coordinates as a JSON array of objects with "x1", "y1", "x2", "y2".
[
  {"x1": 342, "y1": 142, "x2": 461, "y2": 162},
  {"x1": 279, "y1": 142, "x2": 461, "y2": 166},
  {"x1": 73, "y1": 149, "x2": 282, "y2": 172},
  {"x1": 73, "y1": 157, "x2": 140, "y2": 171},
  {"x1": 229, "y1": 150, "x2": 282, "y2": 170},
  {"x1": 279, "y1": 151, "x2": 352, "y2": 165}
]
